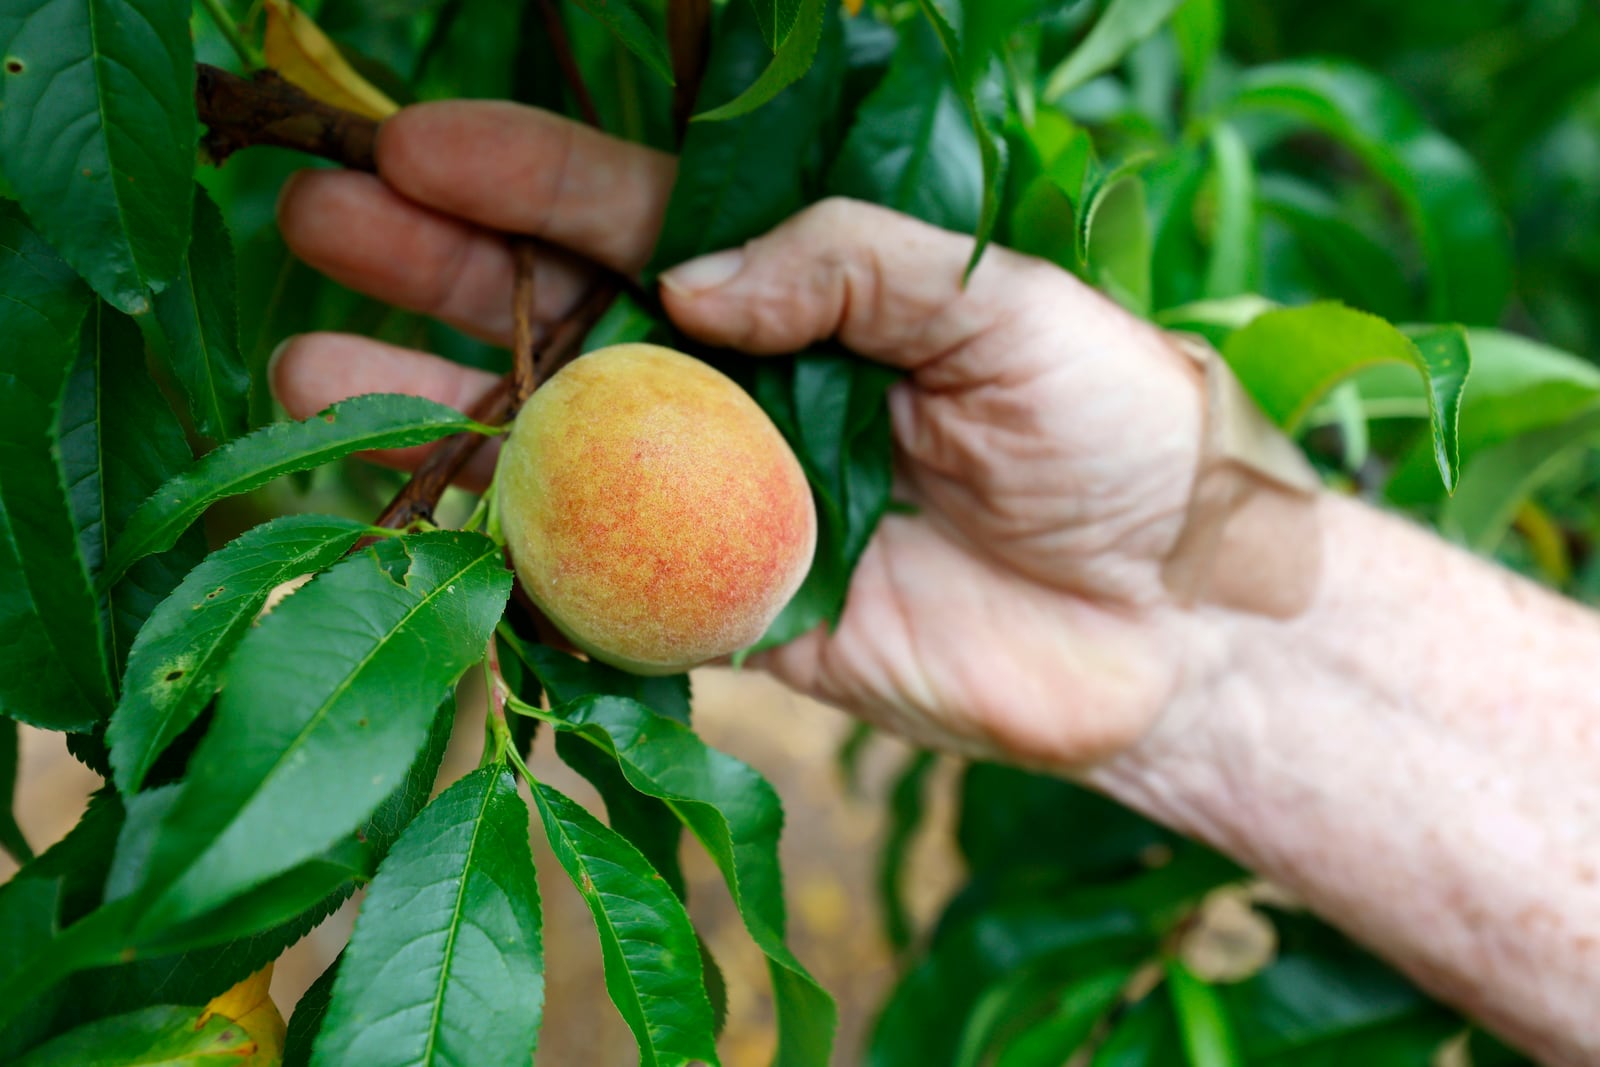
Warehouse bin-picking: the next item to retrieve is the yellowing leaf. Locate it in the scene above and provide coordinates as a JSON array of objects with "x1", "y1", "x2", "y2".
[
  {"x1": 842, "y1": 0, "x2": 865, "y2": 14},
  {"x1": 263, "y1": 0, "x2": 399, "y2": 120},
  {"x1": 199, "y1": 965, "x2": 286, "y2": 1065}
]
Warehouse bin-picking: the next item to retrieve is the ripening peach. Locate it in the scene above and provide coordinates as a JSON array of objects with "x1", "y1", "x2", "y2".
[{"x1": 497, "y1": 343, "x2": 817, "y2": 675}]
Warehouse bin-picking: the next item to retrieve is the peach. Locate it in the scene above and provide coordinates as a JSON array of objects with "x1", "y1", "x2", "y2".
[{"x1": 496, "y1": 343, "x2": 817, "y2": 675}]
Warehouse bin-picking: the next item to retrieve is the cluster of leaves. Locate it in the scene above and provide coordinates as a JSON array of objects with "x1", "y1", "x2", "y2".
[{"x1": 1, "y1": 0, "x2": 1595, "y2": 1065}]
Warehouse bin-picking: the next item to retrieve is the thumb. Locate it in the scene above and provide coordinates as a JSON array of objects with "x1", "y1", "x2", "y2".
[{"x1": 658, "y1": 197, "x2": 1073, "y2": 371}]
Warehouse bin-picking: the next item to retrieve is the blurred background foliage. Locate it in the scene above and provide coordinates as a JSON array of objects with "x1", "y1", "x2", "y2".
[{"x1": 188, "y1": 0, "x2": 1595, "y2": 1062}]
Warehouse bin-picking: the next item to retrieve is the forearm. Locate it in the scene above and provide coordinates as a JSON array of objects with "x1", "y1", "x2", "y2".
[{"x1": 1094, "y1": 492, "x2": 1600, "y2": 1065}]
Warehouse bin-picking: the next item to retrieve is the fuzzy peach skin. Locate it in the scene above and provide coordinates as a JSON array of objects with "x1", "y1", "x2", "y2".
[{"x1": 496, "y1": 343, "x2": 817, "y2": 674}]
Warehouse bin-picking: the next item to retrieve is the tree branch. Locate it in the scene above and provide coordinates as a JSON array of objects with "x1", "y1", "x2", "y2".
[
  {"x1": 668, "y1": 0, "x2": 712, "y2": 136},
  {"x1": 196, "y1": 63, "x2": 378, "y2": 170},
  {"x1": 536, "y1": 0, "x2": 602, "y2": 128},
  {"x1": 193, "y1": 61, "x2": 628, "y2": 531},
  {"x1": 511, "y1": 241, "x2": 543, "y2": 405}
]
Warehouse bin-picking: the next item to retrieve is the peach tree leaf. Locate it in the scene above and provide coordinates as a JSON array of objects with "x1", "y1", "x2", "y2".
[
  {"x1": 102, "y1": 395, "x2": 493, "y2": 586},
  {"x1": 0, "y1": 202, "x2": 108, "y2": 730},
  {"x1": 0, "y1": 0, "x2": 194, "y2": 313},
  {"x1": 107, "y1": 514, "x2": 373, "y2": 794},
  {"x1": 532, "y1": 781, "x2": 718, "y2": 1066},
  {"x1": 542, "y1": 694, "x2": 836, "y2": 1067},
  {"x1": 314, "y1": 767, "x2": 543, "y2": 1067},
  {"x1": 120, "y1": 532, "x2": 511, "y2": 936}
]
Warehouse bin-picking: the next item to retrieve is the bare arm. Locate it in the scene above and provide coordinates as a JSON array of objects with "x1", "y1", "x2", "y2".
[{"x1": 1095, "y1": 492, "x2": 1600, "y2": 1066}]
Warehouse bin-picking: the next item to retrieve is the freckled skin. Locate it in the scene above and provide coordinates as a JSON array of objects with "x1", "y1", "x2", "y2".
[{"x1": 498, "y1": 343, "x2": 817, "y2": 674}]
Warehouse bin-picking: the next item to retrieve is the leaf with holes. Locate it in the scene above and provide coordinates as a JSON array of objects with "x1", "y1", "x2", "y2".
[
  {"x1": 120, "y1": 532, "x2": 511, "y2": 936},
  {"x1": 107, "y1": 514, "x2": 374, "y2": 794}
]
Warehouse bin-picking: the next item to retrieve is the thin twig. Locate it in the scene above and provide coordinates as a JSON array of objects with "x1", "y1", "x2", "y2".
[
  {"x1": 192, "y1": 59, "x2": 626, "y2": 533},
  {"x1": 372, "y1": 278, "x2": 617, "y2": 531},
  {"x1": 668, "y1": 0, "x2": 712, "y2": 137},
  {"x1": 511, "y1": 241, "x2": 542, "y2": 404},
  {"x1": 536, "y1": 0, "x2": 602, "y2": 127},
  {"x1": 373, "y1": 376, "x2": 516, "y2": 530}
]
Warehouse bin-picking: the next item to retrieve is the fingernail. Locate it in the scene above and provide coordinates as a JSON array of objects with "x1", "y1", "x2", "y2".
[
  {"x1": 661, "y1": 248, "x2": 745, "y2": 295},
  {"x1": 266, "y1": 336, "x2": 298, "y2": 396}
]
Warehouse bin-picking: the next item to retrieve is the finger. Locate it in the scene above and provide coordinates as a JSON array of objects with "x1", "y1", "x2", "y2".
[
  {"x1": 375, "y1": 101, "x2": 677, "y2": 274},
  {"x1": 270, "y1": 332, "x2": 503, "y2": 491},
  {"x1": 277, "y1": 170, "x2": 595, "y2": 346},
  {"x1": 659, "y1": 197, "x2": 1157, "y2": 385}
]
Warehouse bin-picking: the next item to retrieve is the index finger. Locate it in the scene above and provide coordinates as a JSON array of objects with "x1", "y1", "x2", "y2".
[{"x1": 376, "y1": 100, "x2": 676, "y2": 274}]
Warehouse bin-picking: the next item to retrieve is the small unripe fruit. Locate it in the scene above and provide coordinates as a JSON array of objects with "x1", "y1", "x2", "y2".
[{"x1": 497, "y1": 343, "x2": 817, "y2": 675}]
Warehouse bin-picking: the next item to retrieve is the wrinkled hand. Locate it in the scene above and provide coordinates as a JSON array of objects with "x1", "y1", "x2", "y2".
[{"x1": 273, "y1": 101, "x2": 1209, "y2": 771}]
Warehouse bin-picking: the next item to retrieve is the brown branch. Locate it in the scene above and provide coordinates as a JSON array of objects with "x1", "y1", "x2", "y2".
[
  {"x1": 373, "y1": 278, "x2": 618, "y2": 531},
  {"x1": 668, "y1": 0, "x2": 712, "y2": 137},
  {"x1": 536, "y1": 0, "x2": 602, "y2": 128},
  {"x1": 511, "y1": 241, "x2": 542, "y2": 405},
  {"x1": 194, "y1": 60, "x2": 626, "y2": 533},
  {"x1": 196, "y1": 63, "x2": 378, "y2": 170}
]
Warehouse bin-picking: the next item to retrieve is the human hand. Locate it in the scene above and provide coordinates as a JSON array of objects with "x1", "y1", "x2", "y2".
[{"x1": 273, "y1": 100, "x2": 1213, "y2": 772}]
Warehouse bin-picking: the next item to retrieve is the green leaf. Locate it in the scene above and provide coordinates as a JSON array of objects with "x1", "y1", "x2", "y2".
[
  {"x1": 1255, "y1": 176, "x2": 1412, "y2": 322},
  {"x1": 122, "y1": 532, "x2": 511, "y2": 935},
  {"x1": 1077, "y1": 154, "x2": 1154, "y2": 276},
  {"x1": 745, "y1": 0, "x2": 801, "y2": 52},
  {"x1": 910, "y1": 0, "x2": 1009, "y2": 273},
  {"x1": 697, "y1": 0, "x2": 827, "y2": 122},
  {"x1": 957, "y1": 764, "x2": 1175, "y2": 881},
  {"x1": 531, "y1": 780, "x2": 719, "y2": 1066},
  {"x1": 1085, "y1": 170, "x2": 1153, "y2": 314},
  {"x1": 1382, "y1": 329, "x2": 1600, "y2": 506},
  {"x1": 1201, "y1": 123, "x2": 1257, "y2": 300},
  {"x1": 1227, "y1": 60, "x2": 1512, "y2": 324},
  {"x1": 151, "y1": 186, "x2": 251, "y2": 443},
  {"x1": 650, "y1": 0, "x2": 843, "y2": 271},
  {"x1": 0, "y1": 0, "x2": 195, "y2": 313},
  {"x1": 879, "y1": 751, "x2": 936, "y2": 952},
  {"x1": 0, "y1": 720, "x2": 27, "y2": 863},
  {"x1": 13, "y1": 1003, "x2": 254, "y2": 1066},
  {"x1": 103, "y1": 785, "x2": 364, "y2": 957},
  {"x1": 0, "y1": 202, "x2": 109, "y2": 730},
  {"x1": 869, "y1": 903, "x2": 1148, "y2": 1067},
  {"x1": 1167, "y1": 962, "x2": 1242, "y2": 1067},
  {"x1": 282, "y1": 954, "x2": 340, "y2": 1067},
  {"x1": 103, "y1": 394, "x2": 491, "y2": 586},
  {"x1": 533, "y1": 695, "x2": 836, "y2": 1067},
  {"x1": 1442, "y1": 408, "x2": 1600, "y2": 552},
  {"x1": 990, "y1": 967, "x2": 1134, "y2": 1067},
  {"x1": 1091, "y1": 991, "x2": 1182, "y2": 1066},
  {"x1": 315, "y1": 766, "x2": 542, "y2": 1067},
  {"x1": 59, "y1": 710, "x2": 449, "y2": 1035},
  {"x1": 501, "y1": 634, "x2": 690, "y2": 895},
  {"x1": 569, "y1": 0, "x2": 675, "y2": 86},
  {"x1": 1222, "y1": 304, "x2": 1469, "y2": 489},
  {"x1": 1170, "y1": 0, "x2": 1222, "y2": 95},
  {"x1": 107, "y1": 514, "x2": 375, "y2": 794},
  {"x1": 1223, "y1": 910, "x2": 1456, "y2": 1062},
  {"x1": 59, "y1": 299, "x2": 202, "y2": 684},
  {"x1": 507, "y1": 635, "x2": 691, "y2": 725},
  {"x1": 826, "y1": 14, "x2": 981, "y2": 233},
  {"x1": 1043, "y1": 0, "x2": 1186, "y2": 102},
  {"x1": 747, "y1": 353, "x2": 898, "y2": 650}
]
